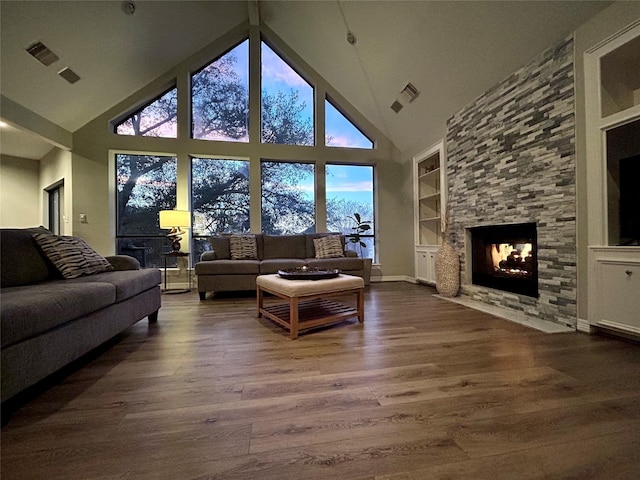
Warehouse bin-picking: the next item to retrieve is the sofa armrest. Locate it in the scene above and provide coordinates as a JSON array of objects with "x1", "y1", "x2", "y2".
[
  {"x1": 344, "y1": 250, "x2": 358, "y2": 258},
  {"x1": 201, "y1": 251, "x2": 217, "y2": 261},
  {"x1": 106, "y1": 255, "x2": 140, "y2": 271}
]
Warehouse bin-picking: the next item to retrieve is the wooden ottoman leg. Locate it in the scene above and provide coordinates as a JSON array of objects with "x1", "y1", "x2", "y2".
[
  {"x1": 257, "y1": 286, "x2": 263, "y2": 318},
  {"x1": 290, "y1": 296, "x2": 299, "y2": 339},
  {"x1": 357, "y1": 288, "x2": 364, "y2": 323}
]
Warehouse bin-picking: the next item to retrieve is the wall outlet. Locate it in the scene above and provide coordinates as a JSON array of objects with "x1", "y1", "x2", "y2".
[{"x1": 79, "y1": 213, "x2": 87, "y2": 224}]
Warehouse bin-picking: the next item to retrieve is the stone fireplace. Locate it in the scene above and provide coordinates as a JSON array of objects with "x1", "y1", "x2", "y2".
[{"x1": 445, "y1": 35, "x2": 577, "y2": 328}]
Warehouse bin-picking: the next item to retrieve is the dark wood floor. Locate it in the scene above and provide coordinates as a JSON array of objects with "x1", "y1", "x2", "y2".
[{"x1": 2, "y1": 282, "x2": 640, "y2": 479}]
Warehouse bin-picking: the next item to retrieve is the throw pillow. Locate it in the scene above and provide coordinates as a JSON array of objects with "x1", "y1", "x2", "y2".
[
  {"x1": 32, "y1": 233, "x2": 114, "y2": 279},
  {"x1": 313, "y1": 235, "x2": 344, "y2": 259},
  {"x1": 229, "y1": 234, "x2": 258, "y2": 260}
]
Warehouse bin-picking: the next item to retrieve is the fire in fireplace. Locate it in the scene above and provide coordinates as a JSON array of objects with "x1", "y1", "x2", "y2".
[{"x1": 469, "y1": 222, "x2": 538, "y2": 298}]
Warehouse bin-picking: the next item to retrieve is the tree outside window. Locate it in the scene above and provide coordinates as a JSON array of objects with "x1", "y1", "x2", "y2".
[
  {"x1": 114, "y1": 87, "x2": 177, "y2": 138},
  {"x1": 192, "y1": 40, "x2": 249, "y2": 142},
  {"x1": 326, "y1": 164, "x2": 375, "y2": 259},
  {"x1": 191, "y1": 157, "x2": 250, "y2": 257},
  {"x1": 261, "y1": 161, "x2": 315, "y2": 234},
  {"x1": 261, "y1": 42, "x2": 314, "y2": 146},
  {"x1": 116, "y1": 154, "x2": 177, "y2": 267}
]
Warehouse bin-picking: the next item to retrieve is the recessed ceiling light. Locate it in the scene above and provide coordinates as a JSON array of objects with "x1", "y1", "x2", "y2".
[{"x1": 121, "y1": 1, "x2": 136, "y2": 15}]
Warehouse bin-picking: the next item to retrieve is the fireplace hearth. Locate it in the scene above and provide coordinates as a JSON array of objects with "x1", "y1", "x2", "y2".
[{"x1": 469, "y1": 223, "x2": 538, "y2": 298}]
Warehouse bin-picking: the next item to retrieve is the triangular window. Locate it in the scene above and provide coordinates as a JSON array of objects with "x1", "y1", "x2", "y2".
[
  {"x1": 325, "y1": 98, "x2": 373, "y2": 149},
  {"x1": 261, "y1": 41, "x2": 314, "y2": 146},
  {"x1": 114, "y1": 86, "x2": 177, "y2": 138},
  {"x1": 191, "y1": 40, "x2": 249, "y2": 142}
]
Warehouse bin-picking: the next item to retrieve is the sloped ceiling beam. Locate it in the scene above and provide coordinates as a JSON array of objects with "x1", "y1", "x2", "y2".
[{"x1": 248, "y1": 0, "x2": 260, "y2": 26}]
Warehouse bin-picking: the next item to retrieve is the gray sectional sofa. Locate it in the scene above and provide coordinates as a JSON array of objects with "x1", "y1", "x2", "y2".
[
  {"x1": 195, "y1": 233, "x2": 367, "y2": 299},
  {"x1": 0, "y1": 227, "x2": 161, "y2": 405}
]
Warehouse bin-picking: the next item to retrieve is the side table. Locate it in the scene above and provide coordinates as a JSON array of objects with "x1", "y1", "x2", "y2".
[{"x1": 161, "y1": 251, "x2": 191, "y2": 294}]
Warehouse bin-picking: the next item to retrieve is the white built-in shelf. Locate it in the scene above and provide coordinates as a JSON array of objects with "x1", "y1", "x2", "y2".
[{"x1": 414, "y1": 140, "x2": 447, "y2": 283}]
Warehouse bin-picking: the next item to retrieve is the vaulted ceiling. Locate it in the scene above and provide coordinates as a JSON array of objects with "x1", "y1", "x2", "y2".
[{"x1": 0, "y1": 0, "x2": 612, "y2": 159}]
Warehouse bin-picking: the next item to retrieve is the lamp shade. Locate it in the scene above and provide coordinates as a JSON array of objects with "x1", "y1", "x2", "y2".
[{"x1": 159, "y1": 210, "x2": 191, "y2": 229}]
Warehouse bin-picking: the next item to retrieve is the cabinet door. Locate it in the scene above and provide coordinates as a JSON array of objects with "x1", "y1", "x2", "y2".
[
  {"x1": 426, "y1": 251, "x2": 436, "y2": 284},
  {"x1": 416, "y1": 248, "x2": 437, "y2": 284},
  {"x1": 597, "y1": 260, "x2": 640, "y2": 333},
  {"x1": 416, "y1": 250, "x2": 429, "y2": 281}
]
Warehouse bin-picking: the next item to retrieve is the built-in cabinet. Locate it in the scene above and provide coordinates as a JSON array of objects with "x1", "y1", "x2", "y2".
[
  {"x1": 585, "y1": 21, "x2": 640, "y2": 337},
  {"x1": 589, "y1": 248, "x2": 640, "y2": 335},
  {"x1": 414, "y1": 141, "x2": 446, "y2": 284}
]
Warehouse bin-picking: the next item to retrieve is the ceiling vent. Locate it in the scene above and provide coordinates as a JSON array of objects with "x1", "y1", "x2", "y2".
[
  {"x1": 58, "y1": 67, "x2": 80, "y2": 84},
  {"x1": 400, "y1": 83, "x2": 420, "y2": 103},
  {"x1": 25, "y1": 41, "x2": 59, "y2": 66}
]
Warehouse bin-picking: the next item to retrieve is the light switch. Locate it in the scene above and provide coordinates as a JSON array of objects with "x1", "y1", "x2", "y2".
[{"x1": 79, "y1": 213, "x2": 87, "y2": 224}]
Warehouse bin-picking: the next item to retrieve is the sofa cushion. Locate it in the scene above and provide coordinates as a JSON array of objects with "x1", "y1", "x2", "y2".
[
  {"x1": 313, "y1": 235, "x2": 345, "y2": 259},
  {"x1": 195, "y1": 259, "x2": 260, "y2": 275},
  {"x1": 263, "y1": 234, "x2": 306, "y2": 259},
  {"x1": 307, "y1": 257, "x2": 364, "y2": 271},
  {"x1": 229, "y1": 234, "x2": 258, "y2": 260},
  {"x1": 0, "y1": 227, "x2": 53, "y2": 287},
  {"x1": 260, "y1": 258, "x2": 307, "y2": 274},
  {"x1": 66, "y1": 268, "x2": 161, "y2": 303},
  {"x1": 305, "y1": 233, "x2": 344, "y2": 258},
  {"x1": 0, "y1": 281, "x2": 116, "y2": 348},
  {"x1": 33, "y1": 233, "x2": 113, "y2": 279},
  {"x1": 208, "y1": 236, "x2": 231, "y2": 260}
]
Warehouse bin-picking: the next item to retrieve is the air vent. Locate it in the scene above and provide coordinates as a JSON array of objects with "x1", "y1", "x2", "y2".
[
  {"x1": 390, "y1": 100, "x2": 403, "y2": 113},
  {"x1": 25, "y1": 41, "x2": 59, "y2": 66},
  {"x1": 400, "y1": 83, "x2": 420, "y2": 103},
  {"x1": 58, "y1": 67, "x2": 80, "y2": 84}
]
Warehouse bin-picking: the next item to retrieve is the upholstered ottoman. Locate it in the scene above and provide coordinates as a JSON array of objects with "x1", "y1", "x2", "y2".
[{"x1": 256, "y1": 273, "x2": 364, "y2": 339}]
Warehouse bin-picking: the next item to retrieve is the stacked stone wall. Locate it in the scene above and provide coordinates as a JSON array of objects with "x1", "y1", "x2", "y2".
[{"x1": 446, "y1": 35, "x2": 576, "y2": 327}]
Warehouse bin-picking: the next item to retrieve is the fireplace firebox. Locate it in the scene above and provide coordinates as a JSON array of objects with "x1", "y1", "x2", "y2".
[{"x1": 469, "y1": 222, "x2": 538, "y2": 298}]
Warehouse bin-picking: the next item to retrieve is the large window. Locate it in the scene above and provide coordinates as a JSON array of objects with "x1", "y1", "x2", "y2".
[
  {"x1": 326, "y1": 164, "x2": 375, "y2": 259},
  {"x1": 114, "y1": 86, "x2": 177, "y2": 138},
  {"x1": 112, "y1": 32, "x2": 380, "y2": 261},
  {"x1": 116, "y1": 153, "x2": 177, "y2": 267},
  {"x1": 261, "y1": 42, "x2": 314, "y2": 146},
  {"x1": 192, "y1": 40, "x2": 249, "y2": 142},
  {"x1": 261, "y1": 161, "x2": 315, "y2": 234},
  {"x1": 191, "y1": 157, "x2": 250, "y2": 257}
]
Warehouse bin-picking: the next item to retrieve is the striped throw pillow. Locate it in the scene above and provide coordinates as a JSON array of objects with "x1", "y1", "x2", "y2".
[
  {"x1": 313, "y1": 235, "x2": 344, "y2": 259},
  {"x1": 229, "y1": 234, "x2": 257, "y2": 260},
  {"x1": 33, "y1": 233, "x2": 113, "y2": 279}
]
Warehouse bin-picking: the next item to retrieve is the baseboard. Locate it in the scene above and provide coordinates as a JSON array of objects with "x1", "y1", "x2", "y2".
[
  {"x1": 373, "y1": 275, "x2": 414, "y2": 283},
  {"x1": 576, "y1": 318, "x2": 594, "y2": 334}
]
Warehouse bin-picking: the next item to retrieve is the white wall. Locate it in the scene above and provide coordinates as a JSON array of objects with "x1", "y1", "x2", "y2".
[{"x1": 0, "y1": 154, "x2": 40, "y2": 227}]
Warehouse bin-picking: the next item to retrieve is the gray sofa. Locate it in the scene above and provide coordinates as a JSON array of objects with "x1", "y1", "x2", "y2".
[
  {"x1": 0, "y1": 227, "x2": 161, "y2": 405},
  {"x1": 195, "y1": 233, "x2": 367, "y2": 299}
]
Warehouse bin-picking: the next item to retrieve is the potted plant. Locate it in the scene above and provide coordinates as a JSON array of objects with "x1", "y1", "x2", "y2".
[{"x1": 347, "y1": 212, "x2": 373, "y2": 285}]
